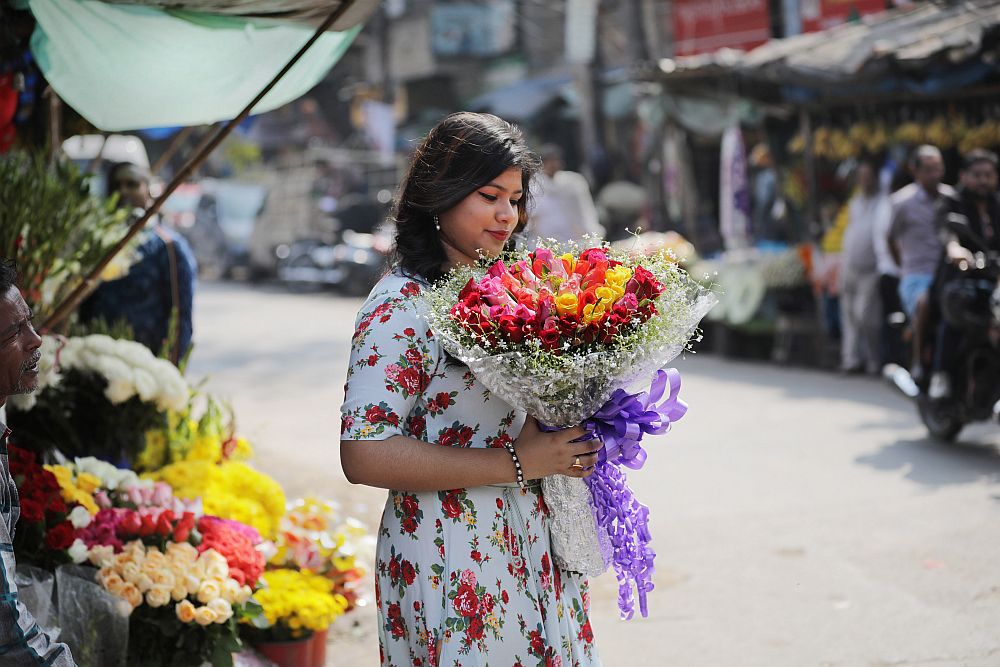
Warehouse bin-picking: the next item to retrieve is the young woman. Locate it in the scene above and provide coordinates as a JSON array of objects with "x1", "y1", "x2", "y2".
[{"x1": 340, "y1": 113, "x2": 602, "y2": 666}]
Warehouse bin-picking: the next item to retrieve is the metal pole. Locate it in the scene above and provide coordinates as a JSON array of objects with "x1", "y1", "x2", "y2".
[{"x1": 42, "y1": 1, "x2": 356, "y2": 332}]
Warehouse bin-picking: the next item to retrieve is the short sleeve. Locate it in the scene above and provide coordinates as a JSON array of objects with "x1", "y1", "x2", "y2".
[{"x1": 340, "y1": 278, "x2": 440, "y2": 441}]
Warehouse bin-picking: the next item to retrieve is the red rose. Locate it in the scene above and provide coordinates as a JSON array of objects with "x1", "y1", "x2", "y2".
[
  {"x1": 387, "y1": 601, "x2": 402, "y2": 619},
  {"x1": 529, "y1": 629, "x2": 545, "y2": 656},
  {"x1": 539, "y1": 325, "x2": 561, "y2": 351},
  {"x1": 470, "y1": 550, "x2": 482, "y2": 563},
  {"x1": 580, "y1": 619, "x2": 594, "y2": 643},
  {"x1": 45, "y1": 496, "x2": 67, "y2": 516},
  {"x1": 467, "y1": 616, "x2": 485, "y2": 640},
  {"x1": 401, "y1": 518, "x2": 417, "y2": 534},
  {"x1": 498, "y1": 315, "x2": 524, "y2": 344},
  {"x1": 396, "y1": 367, "x2": 425, "y2": 395},
  {"x1": 402, "y1": 560, "x2": 416, "y2": 585},
  {"x1": 19, "y1": 498, "x2": 43, "y2": 523},
  {"x1": 435, "y1": 393, "x2": 453, "y2": 410},
  {"x1": 541, "y1": 552, "x2": 550, "y2": 575},
  {"x1": 388, "y1": 556, "x2": 401, "y2": 581},
  {"x1": 481, "y1": 592, "x2": 495, "y2": 613},
  {"x1": 390, "y1": 617, "x2": 405, "y2": 639},
  {"x1": 120, "y1": 511, "x2": 142, "y2": 535},
  {"x1": 386, "y1": 411, "x2": 400, "y2": 427},
  {"x1": 496, "y1": 498, "x2": 503, "y2": 510},
  {"x1": 173, "y1": 525, "x2": 191, "y2": 543},
  {"x1": 401, "y1": 282, "x2": 420, "y2": 297},
  {"x1": 457, "y1": 427, "x2": 474, "y2": 446},
  {"x1": 139, "y1": 514, "x2": 157, "y2": 537},
  {"x1": 44, "y1": 521, "x2": 74, "y2": 551},
  {"x1": 441, "y1": 492, "x2": 462, "y2": 519},
  {"x1": 401, "y1": 495, "x2": 419, "y2": 518},
  {"x1": 366, "y1": 405, "x2": 387, "y2": 424},
  {"x1": 404, "y1": 348, "x2": 423, "y2": 366},
  {"x1": 438, "y1": 428, "x2": 459, "y2": 448},
  {"x1": 403, "y1": 327, "x2": 416, "y2": 337},
  {"x1": 366, "y1": 354, "x2": 379, "y2": 366},
  {"x1": 408, "y1": 415, "x2": 426, "y2": 438},
  {"x1": 38, "y1": 470, "x2": 61, "y2": 493},
  {"x1": 501, "y1": 590, "x2": 509, "y2": 604},
  {"x1": 453, "y1": 584, "x2": 479, "y2": 617}
]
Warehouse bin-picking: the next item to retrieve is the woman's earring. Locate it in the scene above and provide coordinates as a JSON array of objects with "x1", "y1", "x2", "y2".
[{"x1": 434, "y1": 215, "x2": 441, "y2": 231}]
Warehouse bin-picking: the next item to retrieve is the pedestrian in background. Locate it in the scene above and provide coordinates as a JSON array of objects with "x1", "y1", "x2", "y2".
[
  {"x1": 528, "y1": 143, "x2": 604, "y2": 244},
  {"x1": 888, "y1": 145, "x2": 953, "y2": 379},
  {"x1": 79, "y1": 162, "x2": 197, "y2": 365},
  {"x1": 839, "y1": 157, "x2": 890, "y2": 374}
]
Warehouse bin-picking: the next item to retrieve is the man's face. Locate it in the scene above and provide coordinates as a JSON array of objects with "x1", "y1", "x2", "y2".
[
  {"x1": 111, "y1": 166, "x2": 151, "y2": 209},
  {"x1": 914, "y1": 155, "x2": 944, "y2": 191},
  {"x1": 542, "y1": 156, "x2": 563, "y2": 178},
  {"x1": 857, "y1": 163, "x2": 876, "y2": 193},
  {"x1": 0, "y1": 286, "x2": 42, "y2": 406},
  {"x1": 963, "y1": 161, "x2": 998, "y2": 199}
]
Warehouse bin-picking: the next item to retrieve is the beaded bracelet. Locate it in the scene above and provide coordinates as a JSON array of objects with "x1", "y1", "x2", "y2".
[{"x1": 502, "y1": 440, "x2": 526, "y2": 490}]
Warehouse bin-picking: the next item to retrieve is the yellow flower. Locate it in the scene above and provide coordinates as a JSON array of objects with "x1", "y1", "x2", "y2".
[
  {"x1": 44, "y1": 465, "x2": 74, "y2": 492},
  {"x1": 194, "y1": 606, "x2": 218, "y2": 626},
  {"x1": 197, "y1": 580, "x2": 222, "y2": 604},
  {"x1": 605, "y1": 265, "x2": 633, "y2": 287},
  {"x1": 75, "y1": 472, "x2": 102, "y2": 495},
  {"x1": 594, "y1": 286, "x2": 616, "y2": 304},
  {"x1": 560, "y1": 252, "x2": 576, "y2": 272},
  {"x1": 176, "y1": 600, "x2": 197, "y2": 623},
  {"x1": 555, "y1": 293, "x2": 579, "y2": 317},
  {"x1": 582, "y1": 302, "x2": 608, "y2": 325}
]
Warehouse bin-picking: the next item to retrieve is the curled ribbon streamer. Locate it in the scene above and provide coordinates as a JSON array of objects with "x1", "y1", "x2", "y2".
[
  {"x1": 585, "y1": 369, "x2": 685, "y2": 619},
  {"x1": 540, "y1": 368, "x2": 687, "y2": 619}
]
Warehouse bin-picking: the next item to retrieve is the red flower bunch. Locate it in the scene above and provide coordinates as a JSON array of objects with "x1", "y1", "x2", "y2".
[
  {"x1": 449, "y1": 247, "x2": 665, "y2": 353},
  {"x1": 77, "y1": 507, "x2": 199, "y2": 551},
  {"x1": 8, "y1": 445, "x2": 67, "y2": 522},
  {"x1": 196, "y1": 516, "x2": 264, "y2": 587}
]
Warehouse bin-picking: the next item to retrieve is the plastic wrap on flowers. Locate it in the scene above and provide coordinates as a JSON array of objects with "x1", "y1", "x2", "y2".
[{"x1": 55, "y1": 565, "x2": 129, "y2": 667}]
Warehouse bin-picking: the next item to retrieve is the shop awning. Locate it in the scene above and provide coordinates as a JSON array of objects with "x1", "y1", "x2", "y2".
[{"x1": 28, "y1": 0, "x2": 376, "y2": 131}]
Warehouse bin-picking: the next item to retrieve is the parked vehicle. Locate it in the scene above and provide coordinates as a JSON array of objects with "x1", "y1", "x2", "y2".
[
  {"x1": 888, "y1": 214, "x2": 1000, "y2": 441},
  {"x1": 275, "y1": 194, "x2": 392, "y2": 296},
  {"x1": 161, "y1": 179, "x2": 267, "y2": 279}
]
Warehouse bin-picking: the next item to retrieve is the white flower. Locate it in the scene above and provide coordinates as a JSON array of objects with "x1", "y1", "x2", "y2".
[
  {"x1": 68, "y1": 539, "x2": 89, "y2": 564},
  {"x1": 68, "y1": 506, "x2": 92, "y2": 529}
]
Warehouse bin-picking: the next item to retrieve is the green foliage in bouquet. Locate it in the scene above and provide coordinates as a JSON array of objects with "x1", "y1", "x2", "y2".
[
  {"x1": 128, "y1": 601, "x2": 263, "y2": 667},
  {"x1": 0, "y1": 150, "x2": 128, "y2": 322},
  {"x1": 8, "y1": 367, "x2": 167, "y2": 465}
]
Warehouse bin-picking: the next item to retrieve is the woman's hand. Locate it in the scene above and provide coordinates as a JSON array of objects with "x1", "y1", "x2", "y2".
[{"x1": 514, "y1": 417, "x2": 600, "y2": 479}]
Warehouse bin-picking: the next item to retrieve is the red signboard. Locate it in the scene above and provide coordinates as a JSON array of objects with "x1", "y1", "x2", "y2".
[
  {"x1": 672, "y1": 0, "x2": 771, "y2": 56},
  {"x1": 801, "y1": 0, "x2": 887, "y2": 33}
]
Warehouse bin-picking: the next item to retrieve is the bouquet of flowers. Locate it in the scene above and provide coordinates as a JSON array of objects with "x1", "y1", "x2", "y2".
[
  {"x1": 268, "y1": 497, "x2": 372, "y2": 609},
  {"x1": 245, "y1": 568, "x2": 350, "y2": 642},
  {"x1": 7, "y1": 334, "x2": 189, "y2": 465},
  {"x1": 420, "y1": 244, "x2": 715, "y2": 618},
  {"x1": 7, "y1": 445, "x2": 78, "y2": 570}
]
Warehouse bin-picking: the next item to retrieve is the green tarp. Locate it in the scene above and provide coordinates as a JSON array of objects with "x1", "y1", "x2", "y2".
[{"x1": 29, "y1": 0, "x2": 361, "y2": 131}]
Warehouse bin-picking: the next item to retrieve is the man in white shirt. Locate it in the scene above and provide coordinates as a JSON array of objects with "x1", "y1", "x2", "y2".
[
  {"x1": 527, "y1": 145, "x2": 604, "y2": 244},
  {"x1": 840, "y1": 159, "x2": 892, "y2": 374}
]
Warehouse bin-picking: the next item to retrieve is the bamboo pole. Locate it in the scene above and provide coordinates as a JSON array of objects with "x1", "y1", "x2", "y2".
[{"x1": 42, "y1": 1, "x2": 356, "y2": 332}]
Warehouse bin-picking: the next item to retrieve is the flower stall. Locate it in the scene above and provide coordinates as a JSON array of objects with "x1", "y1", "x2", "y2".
[{"x1": 5, "y1": 331, "x2": 372, "y2": 666}]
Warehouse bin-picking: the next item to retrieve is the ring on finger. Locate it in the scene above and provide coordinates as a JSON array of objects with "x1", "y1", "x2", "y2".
[{"x1": 570, "y1": 456, "x2": 584, "y2": 470}]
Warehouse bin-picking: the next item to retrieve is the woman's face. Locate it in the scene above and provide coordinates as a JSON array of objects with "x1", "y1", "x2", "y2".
[{"x1": 438, "y1": 167, "x2": 522, "y2": 270}]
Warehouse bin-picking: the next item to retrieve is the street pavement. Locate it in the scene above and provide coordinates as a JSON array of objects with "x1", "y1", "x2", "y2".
[{"x1": 188, "y1": 281, "x2": 1000, "y2": 667}]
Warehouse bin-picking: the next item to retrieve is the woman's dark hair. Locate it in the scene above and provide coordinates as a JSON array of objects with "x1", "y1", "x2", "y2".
[{"x1": 391, "y1": 112, "x2": 540, "y2": 282}]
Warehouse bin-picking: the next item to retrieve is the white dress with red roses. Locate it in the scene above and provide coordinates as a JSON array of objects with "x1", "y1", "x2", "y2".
[{"x1": 341, "y1": 270, "x2": 601, "y2": 667}]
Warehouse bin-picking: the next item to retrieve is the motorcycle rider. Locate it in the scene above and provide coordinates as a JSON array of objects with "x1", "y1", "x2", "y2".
[{"x1": 926, "y1": 149, "x2": 1000, "y2": 399}]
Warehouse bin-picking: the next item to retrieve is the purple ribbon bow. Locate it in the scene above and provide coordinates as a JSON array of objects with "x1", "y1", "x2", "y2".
[{"x1": 583, "y1": 369, "x2": 687, "y2": 619}]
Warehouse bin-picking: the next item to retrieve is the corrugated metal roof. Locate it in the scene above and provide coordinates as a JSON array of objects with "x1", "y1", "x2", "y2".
[
  {"x1": 95, "y1": 0, "x2": 378, "y2": 30},
  {"x1": 646, "y1": 1, "x2": 1000, "y2": 90}
]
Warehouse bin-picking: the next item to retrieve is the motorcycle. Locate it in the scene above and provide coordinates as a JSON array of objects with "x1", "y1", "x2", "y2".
[
  {"x1": 275, "y1": 196, "x2": 392, "y2": 296},
  {"x1": 887, "y1": 213, "x2": 1000, "y2": 441}
]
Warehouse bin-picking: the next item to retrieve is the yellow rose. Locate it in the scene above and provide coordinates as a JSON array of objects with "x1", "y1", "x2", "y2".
[
  {"x1": 151, "y1": 570, "x2": 175, "y2": 589},
  {"x1": 135, "y1": 573, "x2": 154, "y2": 593},
  {"x1": 171, "y1": 584, "x2": 189, "y2": 602},
  {"x1": 105, "y1": 578, "x2": 126, "y2": 598},
  {"x1": 121, "y1": 583, "x2": 143, "y2": 609},
  {"x1": 44, "y1": 465, "x2": 73, "y2": 490},
  {"x1": 605, "y1": 266, "x2": 633, "y2": 286},
  {"x1": 555, "y1": 292, "x2": 579, "y2": 317},
  {"x1": 120, "y1": 563, "x2": 142, "y2": 585},
  {"x1": 560, "y1": 253, "x2": 576, "y2": 272},
  {"x1": 207, "y1": 598, "x2": 233, "y2": 623},
  {"x1": 594, "y1": 286, "x2": 615, "y2": 304},
  {"x1": 146, "y1": 587, "x2": 171, "y2": 608},
  {"x1": 197, "y1": 580, "x2": 221, "y2": 605},
  {"x1": 75, "y1": 472, "x2": 102, "y2": 494},
  {"x1": 176, "y1": 600, "x2": 197, "y2": 623},
  {"x1": 221, "y1": 579, "x2": 241, "y2": 604},
  {"x1": 193, "y1": 606, "x2": 218, "y2": 626}
]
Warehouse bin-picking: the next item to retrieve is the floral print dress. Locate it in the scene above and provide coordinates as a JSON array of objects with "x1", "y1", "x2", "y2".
[{"x1": 341, "y1": 270, "x2": 601, "y2": 667}]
